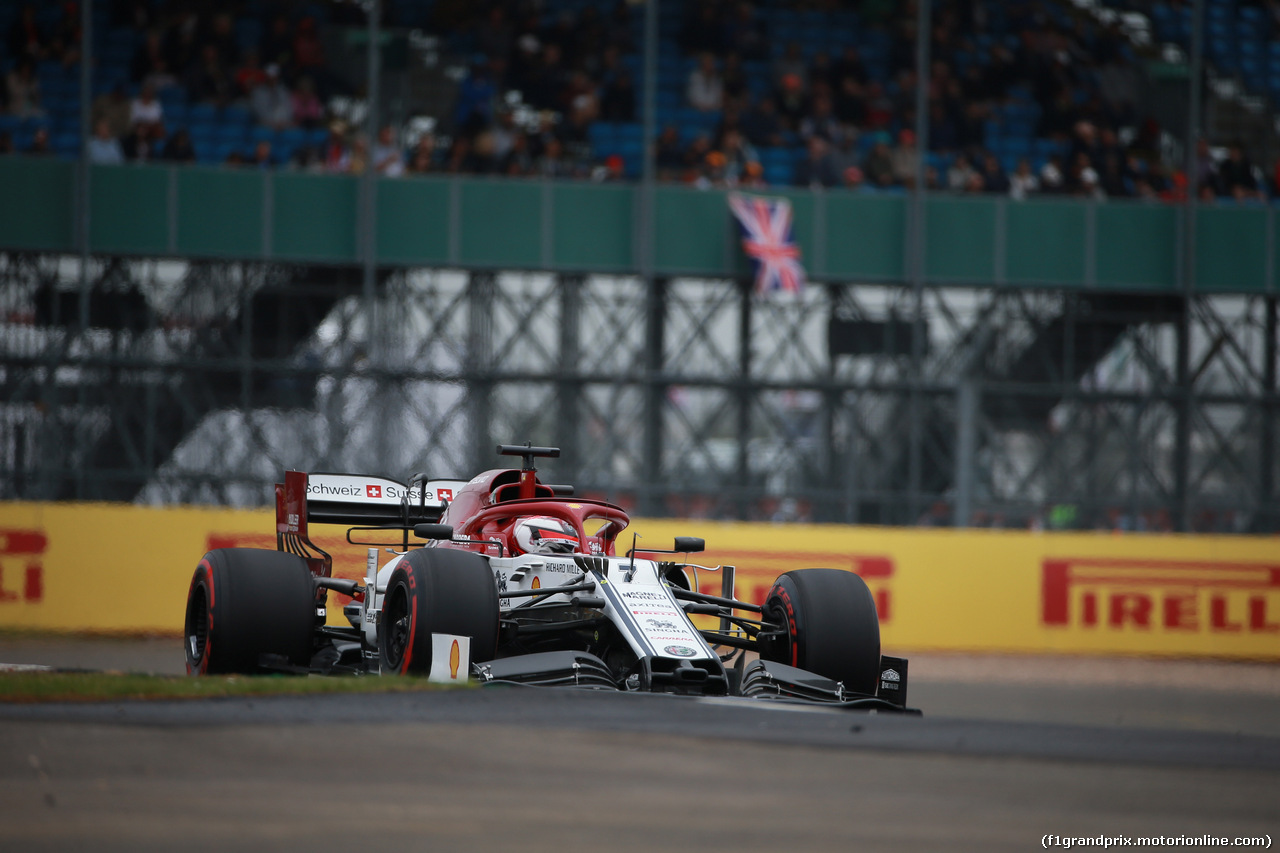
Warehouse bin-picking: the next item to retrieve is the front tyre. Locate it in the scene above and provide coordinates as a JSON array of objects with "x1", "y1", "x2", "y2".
[
  {"x1": 184, "y1": 549, "x2": 316, "y2": 675},
  {"x1": 378, "y1": 548, "x2": 499, "y2": 675},
  {"x1": 761, "y1": 568, "x2": 881, "y2": 696}
]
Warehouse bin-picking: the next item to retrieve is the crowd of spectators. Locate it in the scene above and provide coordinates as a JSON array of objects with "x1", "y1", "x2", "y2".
[{"x1": 0, "y1": 0, "x2": 1275, "y2": 202}]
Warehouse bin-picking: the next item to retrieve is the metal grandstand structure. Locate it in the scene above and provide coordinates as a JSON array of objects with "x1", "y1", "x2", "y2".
[{"x1": 1, "y1": 250, "x2": 1276, "y2": 531}]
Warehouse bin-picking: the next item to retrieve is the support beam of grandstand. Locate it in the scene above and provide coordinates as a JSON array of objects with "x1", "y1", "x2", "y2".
[
  {"x1": 909, "y1": 0, "x2": 930, "y2": 525},
  {"x1": 362, "y1": 0, "x2": 381, "y2": 369}
]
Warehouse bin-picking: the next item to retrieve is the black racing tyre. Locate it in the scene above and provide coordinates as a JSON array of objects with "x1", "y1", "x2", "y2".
[
  {"x1": 184, "y1": 548, "x2": 316, "y2": 675},
  {"x1": 760, "y1": 568, "x2": 881, "y2": 696},
  {"x1": 378, "y1": 548, "x2": 500, "y2": 676}
]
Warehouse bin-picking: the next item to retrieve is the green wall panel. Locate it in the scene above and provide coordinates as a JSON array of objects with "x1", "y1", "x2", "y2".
[
  {"x1": 0, "y1": 157, "x2": 74, "y2": 251},
  {"x1": 925, "y1": 196, "x2": 996, "y2": 281},
  {"x1": 1195, "y1": 206, "x2": 1267, "y2": 292},
  {"x1": 825, "y1": 194, "x2": 905, "y2": 280},
  {"x1": 552, "y1": 183, "x2": 633, "y2": 269},
  {"x1": 459, "y1": 180, "x2": 541, "y2": 267},
  {"x1": 1095, "y1": 204, "x2": 1176, "y2": 291},
  {"x1": 271, "y1": 173, "x2": 357, "y2": 262},
  {"x1": 176, "y1": 167, "x2": 263, "y2": 257},
  {"x1": 2, "y1": 164, "x2": 1277, "y2": 294},
  {"x1": 90, "y1": 164, "x2": 168, "y2": 254},
  {"x1": 1005, "y1": 200, "x2": 1086, "y2": 285},
  {"x1": 654, "y1": 187, "x2": 729, "y2": 274},
  {"x1": 377, "y1": 177, "x2": 450, "y2": 264}
]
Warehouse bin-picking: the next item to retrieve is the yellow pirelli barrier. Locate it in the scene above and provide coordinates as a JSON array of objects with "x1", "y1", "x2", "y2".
[{"x1": 0, "y1": 502, "x2": 1277, "y2": 659}]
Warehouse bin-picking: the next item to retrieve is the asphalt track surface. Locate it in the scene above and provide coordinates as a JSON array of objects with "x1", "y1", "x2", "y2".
[{"x1": 1, "y1": 637, "x2": 1277, "y2": 852}]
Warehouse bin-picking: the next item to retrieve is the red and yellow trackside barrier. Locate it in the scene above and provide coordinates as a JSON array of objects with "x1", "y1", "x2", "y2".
[{"x1": 0, "y1": 502, "x2": 1277, "y2": 659}]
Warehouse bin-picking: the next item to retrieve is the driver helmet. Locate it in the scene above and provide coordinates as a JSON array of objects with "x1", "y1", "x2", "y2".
[{"x1": 513, "y1": 516, "x2": 581, "y2": 555}]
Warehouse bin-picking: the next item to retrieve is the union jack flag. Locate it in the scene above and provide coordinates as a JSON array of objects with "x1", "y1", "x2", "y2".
[{"x1": 728, "y1": 193, "x2": 806, "y2": 296}]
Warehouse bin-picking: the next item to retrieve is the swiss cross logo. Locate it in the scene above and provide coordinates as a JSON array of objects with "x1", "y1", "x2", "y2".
[
  {"x1": 366, "y1": 485, "x2": 381, "y2": 498},
  {"x1": 438, "y1": 488, "x2": 453, "y2": 502}
]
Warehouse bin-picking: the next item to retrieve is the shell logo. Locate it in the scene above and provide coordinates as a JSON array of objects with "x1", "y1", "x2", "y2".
[
  {"x1": 449, "y1": 639, "x2": 460, "y2": 679},
  {"x1": 531, "y1": 576, "x2": 541, "y2": 590}
]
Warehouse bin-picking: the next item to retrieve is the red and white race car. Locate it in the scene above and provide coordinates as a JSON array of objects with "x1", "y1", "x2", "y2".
[{"x1": 184, "y1": 443, "x2": 914, "y2": 709}]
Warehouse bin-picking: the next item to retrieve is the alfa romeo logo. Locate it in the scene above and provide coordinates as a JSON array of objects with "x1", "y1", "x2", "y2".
[{"x1": 664, "y1": 645, "x2": 697, "y2": 658}]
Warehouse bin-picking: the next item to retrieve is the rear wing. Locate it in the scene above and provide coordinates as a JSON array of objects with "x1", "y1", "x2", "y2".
[{"x1": 275, "y1": 471, "x2": 466, "y2": 575}]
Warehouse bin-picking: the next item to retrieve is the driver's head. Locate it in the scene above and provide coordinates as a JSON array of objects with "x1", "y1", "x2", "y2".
[{"x1": 513, "y1": 516, "x2": 580, "y2": 555}]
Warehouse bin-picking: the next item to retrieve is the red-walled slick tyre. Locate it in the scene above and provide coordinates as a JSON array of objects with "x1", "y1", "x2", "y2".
[
  {"x1": 185, "y1": 548, "x2": 316, "y2": 675},
  {"x1": 378, "y1": 548, "x2": 499, "y2": 676},
  {"x1": 760, "y1": 568, "x2": 881, "y2": 697}
]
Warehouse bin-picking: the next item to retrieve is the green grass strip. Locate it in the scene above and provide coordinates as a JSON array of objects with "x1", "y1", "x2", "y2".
[{"x1": 0, "y1": 671, "x2": 461, "y2": 703}]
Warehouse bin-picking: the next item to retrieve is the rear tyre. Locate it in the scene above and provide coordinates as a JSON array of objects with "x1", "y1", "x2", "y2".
[
  {"x1": 378, "y1": 548, "x2": 499, "y2": 676},
  {"x1": 184, "y1": 549, "x2": 316, "y2": 675},
  {"x1": 760, "y1": 568, "x2": 881, "y2": 696}
]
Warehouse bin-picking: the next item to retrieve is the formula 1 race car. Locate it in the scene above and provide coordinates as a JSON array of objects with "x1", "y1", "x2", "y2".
[{"x1": 184, "y1": 443, "x2": 915, "y2": 711}]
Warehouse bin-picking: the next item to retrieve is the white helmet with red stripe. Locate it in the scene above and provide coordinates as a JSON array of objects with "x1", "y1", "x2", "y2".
[{"x1": 513, "y1": 516, "x2": 581, "y2": 555}]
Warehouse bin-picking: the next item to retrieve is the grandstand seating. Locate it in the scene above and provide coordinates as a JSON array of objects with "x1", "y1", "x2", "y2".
[{"x1": 0, "y1": 0, "x2": 1270, "y2": 185}]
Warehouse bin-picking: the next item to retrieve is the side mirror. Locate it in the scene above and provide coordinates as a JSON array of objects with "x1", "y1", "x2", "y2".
[
  {"x1": 673, "y1": 536, "x2": 705, "y2": 553},
  {"x1": 413, "y1": 523, "x2": 454, "y2": 540}
]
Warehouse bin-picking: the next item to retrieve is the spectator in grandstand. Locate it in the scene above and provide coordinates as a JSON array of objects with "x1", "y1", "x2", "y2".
[
  {"x1": 186, "y1": 44, "x2": 234, "y2": 107},
  {"x1": 719, "y1": 128, "x2": 756, "y2": 184},
  {"x1": 121, "y1": 121, "x2": 162, "y2": 162},
  {"x1": 8, "y1": 4, "x2": 46, "y2": 62},
  {"x1": 740, "y1": 95, "x2": 783, "y2": 148},
  {"x1": 292, "y1": 76, "x2": 325, "y2": 129},
  {"x1": 862, "y1": 134, "x2": 895, "y2": 188},
  {"x1": 405, "y1": 133, "x2": 437, "y2": 174},
  {"x1": 5, "y1": 57, "x2": 41, "y2": 117},
  {"x1": 293, "y1": 16, "x2": 328, "y2": 93},
  {"x1": 205, "y1": 12, "x2": 240, "y2": 68},
  {"x1": 798, "y1": 93, "x2": 840, "y2": 144},
  {"x1": 683, "y1": 132, "x2": 713, "y2": 178},
  {"x1": 290, "y1": 144, "x2": 322, "y2": 172},
  {"x1": 0, "y1": 131, "x2": 12, "y2": 154},
  {"x1": 600, "y1": 69, "x2": 636, "y2": 122},
  {"x1": 721, "y1": 52, "x2": 749, "y2": 106},
  {"x1": 92, "y1": 84, "x2": 131, "y2": 139},
  {"x1": 772, "y1": 41, "x2": 808, "y2": 90},
  {"x1": 740, "y1": 160, "x2": 767, "y2": 188},
  {"x1": 165, "y1": 12, "x2": 200, "y2": 83},
  {"x1": 373, "y1": 125, "x2": 405, "y2": 177},
  {"x1": 773, "y1": 73, "x2": 807, "y2": 131},
  {"x1": 725, "y1": 3, "x2": 767, "y2": 61},
  {"x1": 794, "y1": 135, "x2": 840, "y2": 189},
  {"x1": 687, "y1": 53, "x2": 723, "y2": 113},
  {"x1": 536, "y1": 136, "x2": 577, "y2": 179},
  {"x1": 655, "y1": 125, "x2": 685, "y2": 181},
  {"x1": 129, "y1": 81, "x2": 163, "y2": 129},
  {"x1": 890, "y1": 129, "x2": 918, "y2": 188},
  {"x1": 1098, "y1": 151, "x2": 1128, "y2": 198},
  {"x1": 947, "y1": 154, "x2": 979, "y2": 192},
  {"x1": 1039, "y1": 155, "x2": 1065, "y2": 194},
  {"x1": 499, "y1": 131, "x2": 534, "y2": 176},
  {"x1": 1218, "y1": 142, "x2": 1265, "y2": 201},
  {"x1": 979, "y1": 152, "x2": 1010, "y2": 194},
  {"x1": 88, "y1": 119, "x2": 125, "y2": 165},
  {"x1": 161, "y1": 127, "x2": 196, "y2": 163},
  {"x1": 260, "y1": 14, "x2": 293, "y2": 72},
  {"x1": 346, "y1": 133, "x2": 370, "y2": 175},
  {"x1": 1009, "y1": 158, "x2": 1040, "y2": 200},
  {"x1": 131, "y1": 29, "x2": 166, "y2": 85},
  {"x1": 250, "y1": 140, "x2": 276, "y2": 169},
  {"x1": 47, "y1": 1, "x2": 81, "y2": 69},
  {"x1": 251, "y1": 65, "x2": 293, "y2": 130},
  {"x1": 25, "y1": 126, "x2": 50, "y2": 156},
  {"x1": 454, "y1": 60, "x2": 498, "y2": 134},
  {"x1": 321, "y1": 122, "x2": 350, "y2": 172},
  {"x1": 234, "y1": 49, "x2": 269, "y2": 98}
]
